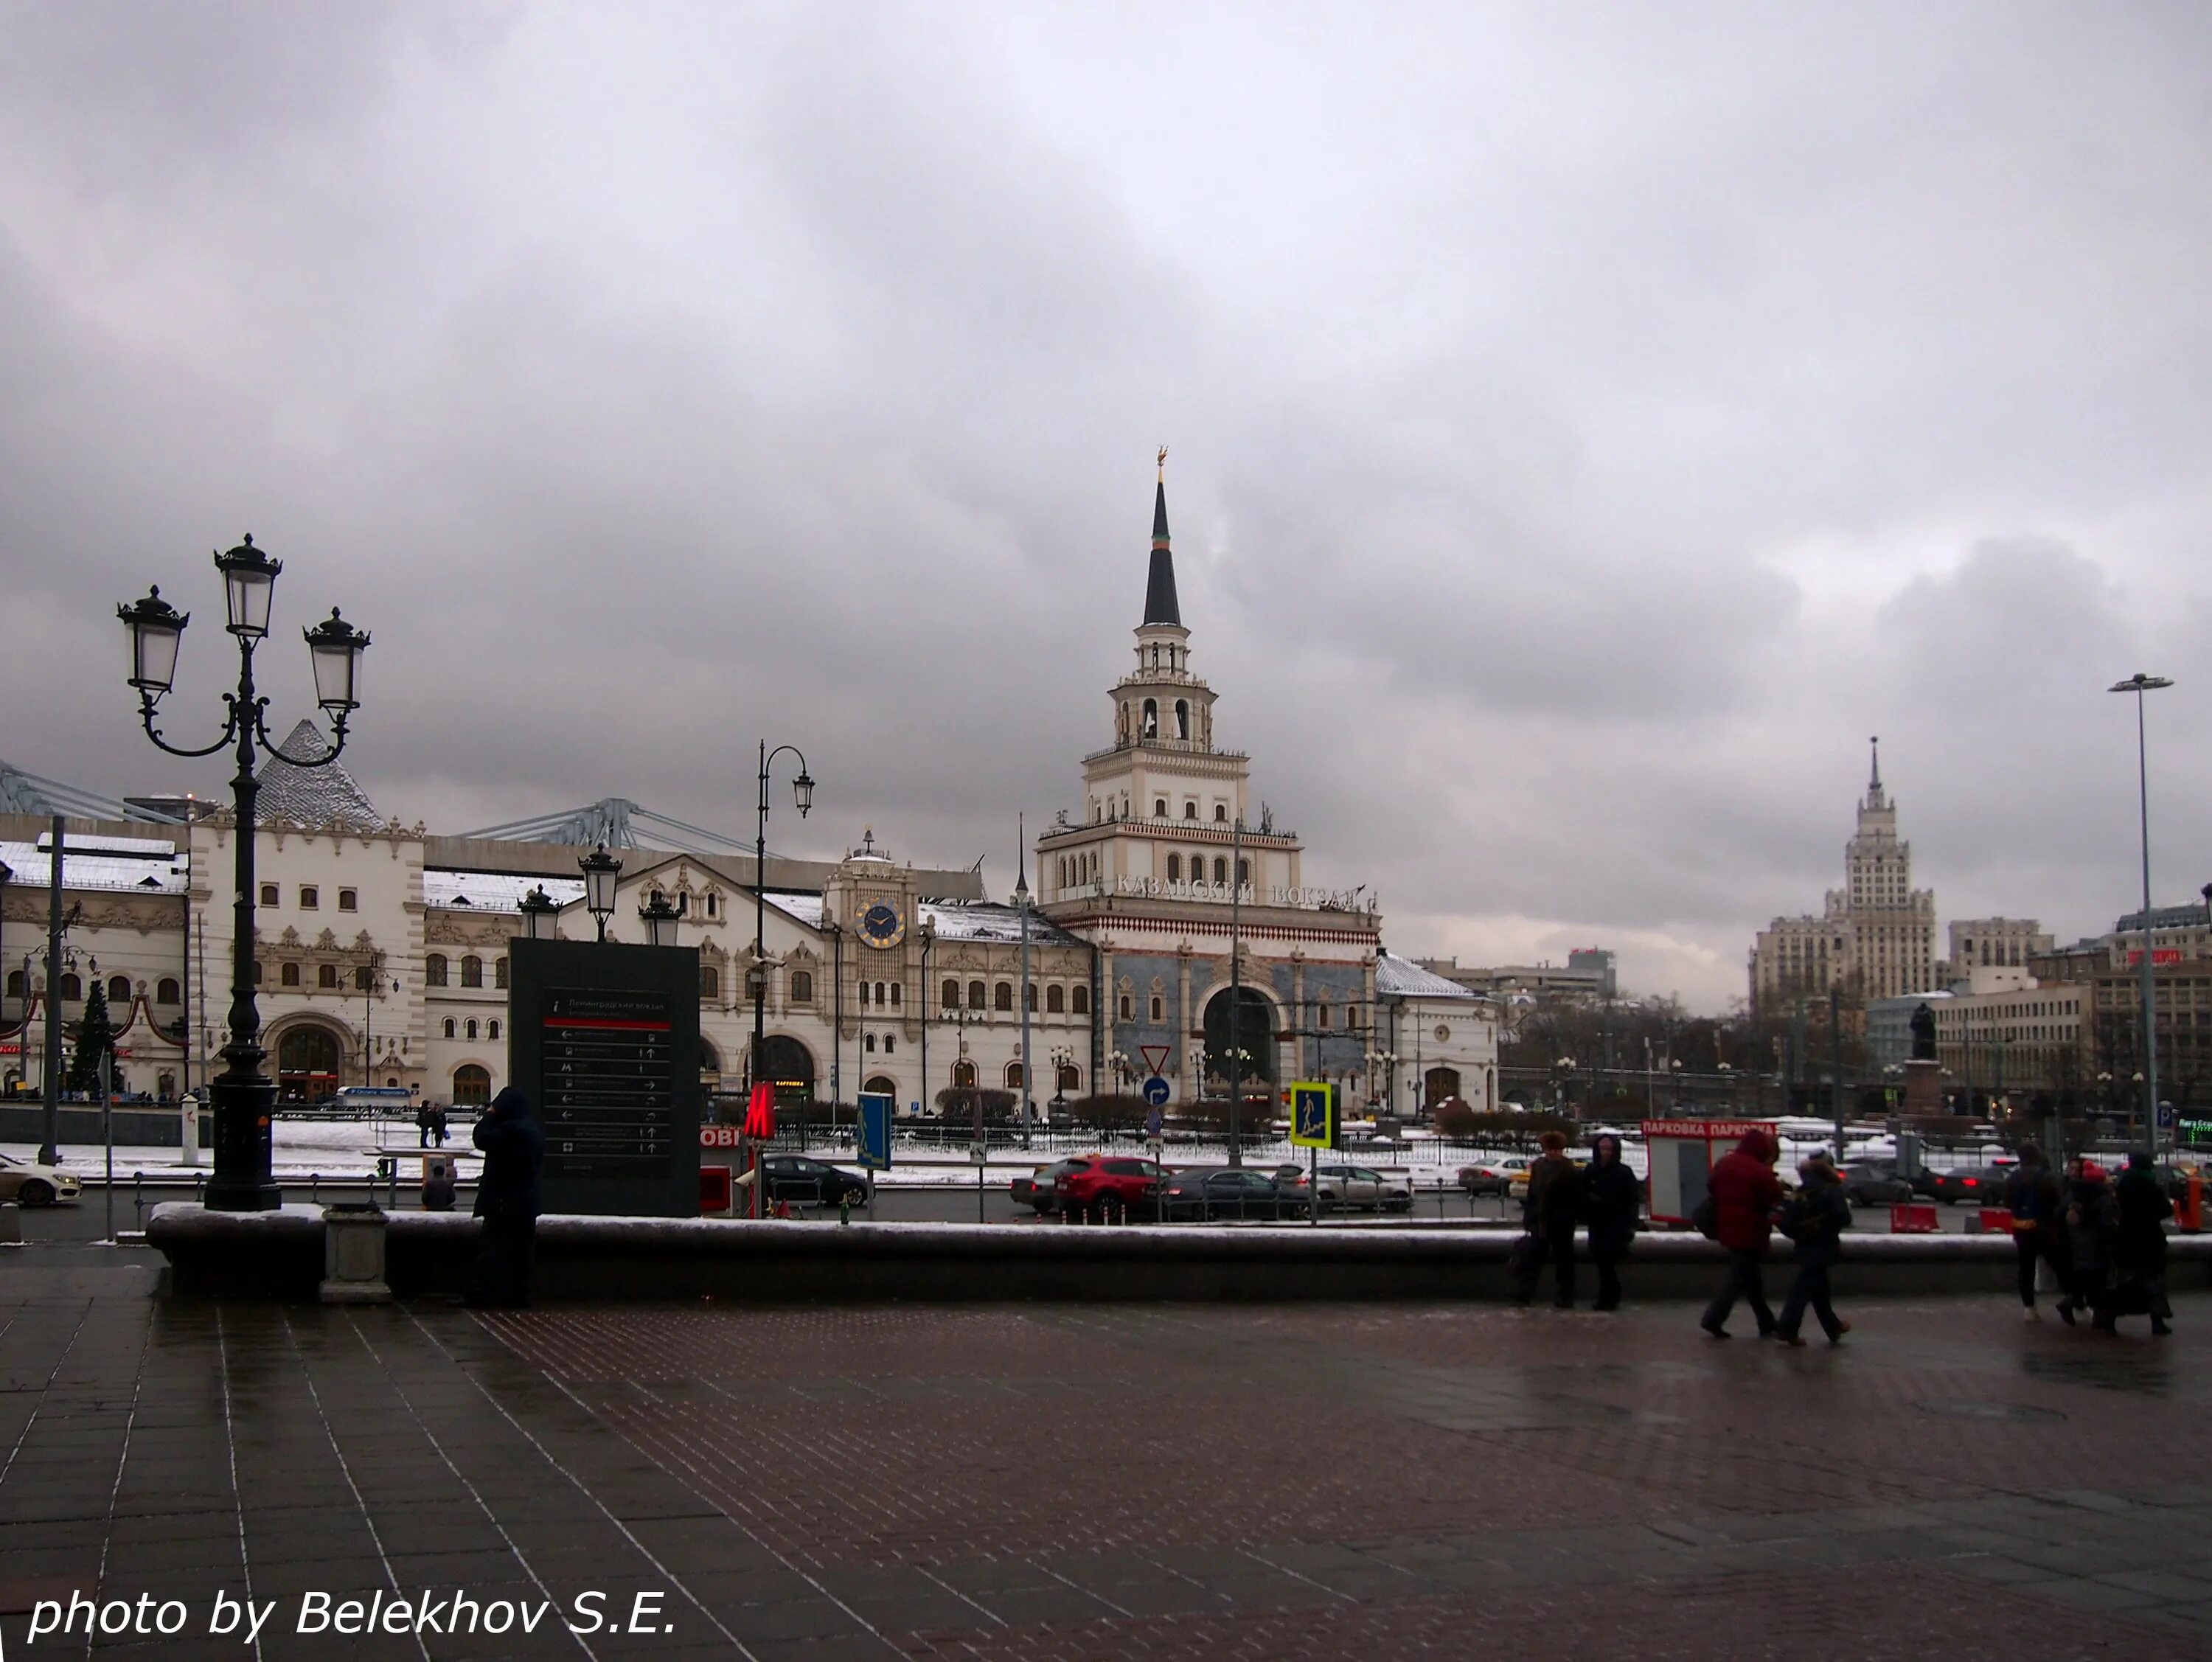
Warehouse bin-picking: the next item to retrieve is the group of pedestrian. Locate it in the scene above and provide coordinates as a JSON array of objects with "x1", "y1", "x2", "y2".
[
  {"x1": 1512, "y1": 1130, "x2": 1641, "y2": 1310},
  {"x1": 2005, "y1": 1144, "x2": 2172, "y2": 1336},
  {"x1": 414, "y1": 1102, "x2": 451, "y2": 1148},
  {"x1": 1696, "y1": 1127, "x2": 1854, "y2": 1346}
]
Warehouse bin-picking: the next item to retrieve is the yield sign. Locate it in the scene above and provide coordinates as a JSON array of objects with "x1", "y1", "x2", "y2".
[{"x1": 1140, "y1": 1045, "x2": 1171, "y2": 1077}]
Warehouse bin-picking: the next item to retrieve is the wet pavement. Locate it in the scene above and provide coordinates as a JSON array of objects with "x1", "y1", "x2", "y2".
[{"x1": 4, "y1": 1267, "x2": 2212, "y2": 1659}]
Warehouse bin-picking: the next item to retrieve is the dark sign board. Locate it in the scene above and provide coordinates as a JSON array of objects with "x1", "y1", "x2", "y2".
[{"x1": 508, "y1": 936, "x2": 700, "y2": 1217}]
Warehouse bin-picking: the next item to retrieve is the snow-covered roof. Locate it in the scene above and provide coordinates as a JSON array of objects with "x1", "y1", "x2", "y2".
[
  {"x1": 424, "y1": 870, "x2": 587, "y2": 913},
  {"x1": 256, "y1": 719, "x2": 383, "y2": 831},
  {"x1": 917, "y1": 900, "x2": 1084, "y2": 947},
  {"x1": 1375, "y1": 950, "x2": 1480, "y2": 1001},
  {"x1": 765, "y1": 891, "x2": 826, "y2": 928},
  {"x1": 0, "y1": 840, "x2": 188, "y2": 896}
]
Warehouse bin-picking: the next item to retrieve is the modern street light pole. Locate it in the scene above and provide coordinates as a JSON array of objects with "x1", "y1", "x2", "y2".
[
  {"x1": 1015, "y1": 852, "x2": 1033, "y2": 1150},
  {"x1": 1227, "y1": 813, "x2": 1245, "y2": 1167},
  {"x1": 41, "y1": 818, "x2": 63, "y2": 1163},
  {"x1": 752, "y1": 740, "x2": 815, "y2": 1137},
  {"x1": 117, "y1": 537, "x2": 369, "y2": 1210},
  {"x1": 2110, "y1": 672, "x2": 2174, "y2": 1157}
]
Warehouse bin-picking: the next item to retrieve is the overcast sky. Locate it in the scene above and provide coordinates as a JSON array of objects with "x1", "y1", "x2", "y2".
[{"x1": 3, "y1": 2, "x2": 2208, "y2": 1012}]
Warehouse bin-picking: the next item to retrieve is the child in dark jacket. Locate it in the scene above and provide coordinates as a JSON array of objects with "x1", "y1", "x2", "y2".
[{"x1": 1776, "y1": 1151, "x2": 1853, "y2": 1346}]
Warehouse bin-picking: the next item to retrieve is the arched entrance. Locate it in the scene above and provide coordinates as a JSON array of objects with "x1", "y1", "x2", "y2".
[
  {"x1": 754, "y1": 1035, "x2": 815, "y2": 1112},
  {"x1": 1203, "y1": 987, "x2": 1276, "y2": 1094},
  {"x1": 1424, "y1": 1066, "x2": 1461, "y2": 1109},
  {"x1": 276, "y1": 1024, "x2": 345, "y2": 1104},
  {"x1": 951, "y1": 1059, "x2": 977, "y2": 1089},
  {"x1": 453, "y1": 1064, "x2": 491, "y2": 1106},
  {"x1": 863, "y1": 1074, "x2": 897, "y2": 1098}
]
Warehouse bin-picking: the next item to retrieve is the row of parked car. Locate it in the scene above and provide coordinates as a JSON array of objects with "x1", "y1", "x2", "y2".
[{"x1": 1012, "y1": 1155, "x2": 1414, "y2": 1221}]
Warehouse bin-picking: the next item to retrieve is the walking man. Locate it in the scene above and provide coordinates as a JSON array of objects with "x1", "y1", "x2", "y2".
[
  {"x1": 2113, "y1": 1150, "x2": 2174, "y2": 1337},
  {"x1": 1583, "y1": 1133, "x2": 1641, "y2": 1311},
  {"x1": 1514, "y1": 1131, "x2": 1585, "y2": 1308},
  {"x1": 2001, "y1": 1144, "x2": 2073, "y2": 1323},
  {"x1": 2065, "y1": 1158, "x2": 2118, "y2": 1332},
  {"x1": 1776, "y1": 1150, "x2": 1852, "y2": 1346},
  {"x1": 1700, "y1": 1127, "x2": 1782, "y2": 1339}
]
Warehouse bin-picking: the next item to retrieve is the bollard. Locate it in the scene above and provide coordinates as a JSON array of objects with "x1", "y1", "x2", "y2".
[
  {"x1": 319, "y1": 1203, "x2": 391, "y2": 1304},
  {"x1": 0, "y1": 1200, "x2": 20, "y2": 1246}
]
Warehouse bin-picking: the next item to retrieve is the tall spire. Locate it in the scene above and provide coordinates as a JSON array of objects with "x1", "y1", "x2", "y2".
[
  {"x1": 1142, "y1": 445, "x2": 1182, "y2": 628},
  {"x1": 1868, "y1": 734, "x2": 1881, "y2": 790}
]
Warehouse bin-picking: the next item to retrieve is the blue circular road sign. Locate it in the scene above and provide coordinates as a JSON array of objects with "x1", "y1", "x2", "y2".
[{"x1": 1143, "y1": 1076, "x2": 1172, "y2": 1108}]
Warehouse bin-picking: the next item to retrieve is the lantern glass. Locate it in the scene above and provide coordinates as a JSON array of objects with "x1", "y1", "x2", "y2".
[
  {"x1": 305, "y1": 608, "x2": 368, "y2": 711},
  {"x1": 640, "y1": 896, "x2": 679, "y2": 948},
  {"x1": 518, "y1": 888, "x2": 557, "y2": 940},
  {"x1": 215, "y1": 536, "x2": 282, "y2": 639},
  {"x1": 118, "y1": 588, "x2": 188, "y2": 695},
  {"x1": 793, "y1": 769, "x2": 814, "y2": 817},
  {"x1": 580, "y1": 844, "x2": 622, "y2": 921}
]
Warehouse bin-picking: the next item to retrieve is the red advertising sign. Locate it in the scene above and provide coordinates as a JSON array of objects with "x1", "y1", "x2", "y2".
[
  {"x1": 700, "y1": 1124, "x2": 744, "y2": 1148},
  {"x1": 1640, "y1": 1119, "x2": 1775, "y2": 1140},
  {"x1": 2126, "y1": 950, "x2": 2184, "y2": 967},
  {"x1": 742, "y1": 1081, "x2": 776, "y2": 1141}
]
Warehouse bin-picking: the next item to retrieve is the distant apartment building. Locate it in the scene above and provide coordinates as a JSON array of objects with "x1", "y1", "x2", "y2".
[
  {"x1": 1947, "y1": 918, "x2": 2053, "y2": 975},
  {"x1": 1750, "y1": 743, "x2": 1935, "y2": 1012},
  {"x1": 1418, "y1": 948, "x2": 1616, "y2": 1003}
]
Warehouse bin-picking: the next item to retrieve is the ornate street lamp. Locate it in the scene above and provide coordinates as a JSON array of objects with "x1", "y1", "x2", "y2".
[
  {"x1": 639, "y1": 892, "x2": 681, "y2": 948},
  {"x1": 518, "y1": 886, "x2": 559, "y2": 941},
  {"x1": 579, "y1": 844, "x2": 622, "y2": 941},
  {"x1": 117, "y1": 535, "x2": 369, "y2": 1211},
  {"x1": 752, "y1": 740, "x2": 813, "y2": 1128}
]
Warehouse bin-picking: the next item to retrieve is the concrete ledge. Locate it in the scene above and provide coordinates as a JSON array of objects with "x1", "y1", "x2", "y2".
[{"x1": 142, "y1": 1204, "x2": 2212, "y2": 1303}]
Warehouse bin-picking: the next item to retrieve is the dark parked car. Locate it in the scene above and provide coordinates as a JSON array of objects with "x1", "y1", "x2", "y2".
[
  {"x1": 1158, "y1": 1166, "x2": 1291, "y2": 1222},
  {"x1": 1926, "y1": 1165, "x2": 2010, "y2": 1205},
  {"x1": 1840, "y1": 1160, "x2": 1913, "y2": 1206},
  {"x1": 1012, "y1": 1158, "x2": 1086, "y2": 1214},
  {"x1": 759, "y1": 1155, "x2": 871, "y2": 1209}
]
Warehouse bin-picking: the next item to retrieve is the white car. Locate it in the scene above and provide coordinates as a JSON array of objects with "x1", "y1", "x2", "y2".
[
  {"x1": 1313, "y1": 1163, "x2": 1413, "y2": 1212},
  {"x1": 0, "y1": 1152, "x2": 82, "y2": 1207}
]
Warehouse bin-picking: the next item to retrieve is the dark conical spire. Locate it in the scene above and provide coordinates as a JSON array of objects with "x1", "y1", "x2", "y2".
[{"x1": 1142, "y1": 448, "x2": 1181, "y2": 627}]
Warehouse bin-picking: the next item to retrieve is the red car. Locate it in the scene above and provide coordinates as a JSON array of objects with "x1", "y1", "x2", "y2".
[{"x1": 1054, "y1": 1155, "x2": 1166, "y2": 1218}]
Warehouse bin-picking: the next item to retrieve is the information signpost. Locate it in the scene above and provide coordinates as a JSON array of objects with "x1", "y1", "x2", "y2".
[
  {"x1": 1642, "y1": 1118, "x2": 1774, "y2": 1229},
  {"x1": 1290, "y1": 1080, "x2": 1336, "y2": 1225},
  {"x1": 509, "y1": 937, "x2": 700, "y2": 1217}
]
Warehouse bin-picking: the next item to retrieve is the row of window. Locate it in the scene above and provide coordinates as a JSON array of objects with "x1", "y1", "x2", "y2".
[
  {"x1": 423, "y1": 953, "x2": 509, "y2": 990},
  {"x1": 441, "y1": 1018, "x2": 502, "y2": 1041},
  {"x1": 5, "y1": 972, "x2": 178, "y2": 1006},
  {"x1": 1109, "y1": 992, "x2": 1368, "y2": 1028},
  {"x1": 258, "y1": 883, "x2": 360, "y2": 911},
  {"x1": 945, "y1": 1059, "x2": 1083, "y2": 1091},
  {"x1": 941, "y1": 979, "x2": 1091, "y2": 1015}
]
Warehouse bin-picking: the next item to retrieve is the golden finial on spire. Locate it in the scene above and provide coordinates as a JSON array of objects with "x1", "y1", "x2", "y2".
[{"x1": 1157, "y1": 444, "x2": 1168, "y2": 480}]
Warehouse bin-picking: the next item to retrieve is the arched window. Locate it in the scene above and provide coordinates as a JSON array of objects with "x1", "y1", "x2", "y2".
[
  {"x1": 1317, "y1": 1003, "x2": 1332, "y2": 1030},
  {"x1": 108, "y1": 975, "x2": 132, "y2": 1004},
  {"x1": 299, "y1": 886, "x2": 319, "y2": 909},
  {"x1": 487, "y1": 1019, "x2": 501, "y2": 1040},
  {"x1": 425, "y1": 953, "x2": 448, "y2": 987},
  {"x1": 1072, "y1": 985, "x2": 1089, "y2": 1015},
  {"x1": 883, "y1": 1035, "x2": 896, "y2": 1054},
  {"x1": 1349, "y1": 1005, "x2": 1363, "y2": 1031},
  {"x1": 995, "y1": 982, "x2": 1013, "y2": 1012},
  {"x1": 465, "y1": 1020, "x2": 479, "y2": 1040},
  {"x1": 1141, "y1": 698, "x2": 1158, "y2": 737},
  {"x1": 442, "y1": 1018, "x2": 456, "y2": 1039},
  {"x1": 1057, "y1": 1062, "x2": 1081, "y2": 1093},
  {"x1": 259, "y1": 883, "x2": 279, "y2": 907},
  {"x1": 1175, "y1": 699, "x2": 1189, "y2": 739},
  {"x1": 338, "y1": 889, "x2": 358, "y2": 911},
  {"x1": 1213, "y1": 858, "x2": 1227, "y2": 885},
  {"x1": 969, "y1": 980, "x2": 987, "y2": 1009},
  {"x1": 700, "y1": 965, "x2": 720, "y2": 1000},
  {"x1": 953, "y1": 1059, "x2": 977, "y2": 1088},
  {"x1": 1237, "y1": 859, "x2": 1249, "y2": 886},
  {"x1": 354, "y1": 964, "x2": 374, "y2": 991},
  {"x1": 875, "y1": 981, "x2": 888, "y2": 1006},
  {"x1": 1150, "y1": 995, "x2": 1164, "y2": 1021},
  {"x1": 318, "y1": 964, "x2": 338, "y2": 989},
  {"x1": 1046, "y1": 984, "x2": 1065, "y2": 1013},
  {"x1": 1004, "y1": 1061, "x2": 1025, "y2": 1089},
  {"x1": 452, "y1": 1064, "x2": 491, "y2": 1106},
  {"x1": 890, "y1": 982, "x2": 902, "y2": 1007},
  {"x1": 1119, "y1": 994, "x2": 1133, "y2": 1020},
  {"x1": 460, "y1": 956, "x2": 484, "y2": 989},
  {"x1": 495, "y1": 957, "x2": 509, "y2": 990},
  {"x1": 1153, "y1": 798, "x2": 1167, "y2": 818},
  {"x1": 57, "y1": 973, "x2": 81, "y2": 1001},
  {"x1": 1189, "y1": 851, "x2": 1203, "y2": 881},
  {"x1": 280, "y1": 963, "x2": 300, "y2": 987},
  {"x1": 791, "y1": 970, "x2": 814, "y2": 1003},
  {"x1": 1026, "y1": 983, "x2": 1037, "y2": 1012},
  {"x1": 7, "y1": 970, "x2": 25, "y2": 1000},
  {"x1": 1215, "y1": 804, "x2": 1228, "y2": 822},
  {"x1": 1166, "y1": 855, "x2": 1181, "y2": 883},
  {"x1": 706, "y1": 894, "x2": 718, "y2": 919},
  {"x1": 865, "y1": 1033, "x2": 877, "y2": 1053},
  {"x1": 1183, "y1": 802, "x2": 1197, "y2": 819},
  {"x1": 942, "y1": 978, "x2": 960, "y2": 1009}
]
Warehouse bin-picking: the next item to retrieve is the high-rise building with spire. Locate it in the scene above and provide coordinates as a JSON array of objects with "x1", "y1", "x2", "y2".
[
  {"x1": 1034, "y1": 457, "x2": 1492, "y2": 1113},
  {"x1": 1749, "y1": 739, "x2": 1938, "y2": 1012}
]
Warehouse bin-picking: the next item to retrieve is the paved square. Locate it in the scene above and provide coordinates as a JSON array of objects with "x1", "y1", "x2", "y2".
[{"x1": 6, "y1": 1265, "x2": 2212, "y2": 1659}]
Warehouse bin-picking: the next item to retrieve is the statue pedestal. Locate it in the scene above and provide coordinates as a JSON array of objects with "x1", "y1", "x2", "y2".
[{"x1": 1903, "y1": 1058, "x2": 1946, "y2": 1117}]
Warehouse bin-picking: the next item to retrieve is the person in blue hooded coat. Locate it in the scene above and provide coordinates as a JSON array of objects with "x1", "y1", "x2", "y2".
[{"x1": 466, "y1": 1085, "x2": 545, "y2": 1308}]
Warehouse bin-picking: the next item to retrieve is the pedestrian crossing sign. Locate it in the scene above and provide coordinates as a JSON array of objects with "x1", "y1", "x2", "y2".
[{"x1": 1290, "y1": 1081, "x2": 1335, "y2": 1149}]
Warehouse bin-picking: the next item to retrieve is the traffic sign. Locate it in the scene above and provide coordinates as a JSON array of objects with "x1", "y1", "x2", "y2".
[
  {"x1": 858, "y1": 1093, "x2": 894, "y2": 1171},
  {"x1": 1143, "y1": 1076, "x2": 1172, "y2": 1108},
  {"x1": 1140, "y1": 1045, "x2": 1171, "y2": 1075},
  {"x1": 1290, "y1": 1080, "x2": 1336, "y2": 1149}
]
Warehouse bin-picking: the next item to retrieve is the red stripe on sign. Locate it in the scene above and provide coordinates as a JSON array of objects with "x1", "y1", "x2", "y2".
[{"x1": 545, "y1": 1017, "x2": 672, "y2": 1032}]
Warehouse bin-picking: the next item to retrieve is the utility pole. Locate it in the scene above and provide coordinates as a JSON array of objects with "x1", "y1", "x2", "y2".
[
  {"x1": 1829, "y1": 982, "x2": 1846, "y2": 1163},
  {"x1": 40, "y1": 816, "x2": 63, "y2": 1165},
  {"x1": 1227, "y1": 813, "x2": 1244, "y2": 1167},
  {"x1": 1016, "y1": 818, "x2": 1033, "y2": 1150}
]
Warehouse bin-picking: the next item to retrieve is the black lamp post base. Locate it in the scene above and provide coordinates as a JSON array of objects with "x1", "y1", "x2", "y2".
[{"x1": 204, "y1": 1070, "x2": 282, "y2": 1212}]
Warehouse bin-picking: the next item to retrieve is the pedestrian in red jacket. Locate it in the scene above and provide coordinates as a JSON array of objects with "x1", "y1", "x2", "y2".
[{"x1": 1700, "y1": 1127, "x2": 1783, "y2": 1338}]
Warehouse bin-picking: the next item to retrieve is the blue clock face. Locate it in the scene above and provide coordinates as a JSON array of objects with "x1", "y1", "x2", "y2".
[{"x1": 859, "y1": 901, "x2": 903, "y2": 948}]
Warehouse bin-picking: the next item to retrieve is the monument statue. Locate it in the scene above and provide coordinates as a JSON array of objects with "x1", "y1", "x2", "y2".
[{"x1": 1909, "y1": 1001, "x2": 1937, "y2": 1062}]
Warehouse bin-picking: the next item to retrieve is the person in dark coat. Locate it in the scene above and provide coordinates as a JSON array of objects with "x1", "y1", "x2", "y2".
[
  {"x1": 1775, "y1": 1151, "x2": 1853, "y2": 1346},
  {"x1": 1700, "y1": 1127, "x2": 1783, "y2": 1338},
  {"x1": 2062, "y1": 1158, "x2": 2118, "y2": 1333},
  {"x1": 2000, "y1": 1144, "x2": 2073, "y2": 1323},
  {"x1": 466, "y1": 1086, "x2": 545, "y2": 1308},
  {"x1": 1582, "y1": 1133, "x2": 1641, "y2": 1311},
  {"x1": 2113, "y1": 1150, "x2": 2174, "y2": 1337},
  {"x1": 431, "y1": 1103, "x2": 450, "y2": 1148},
  {"x1": 1514, "y1": 1131, "x2": 1586, "y2": 1308}
]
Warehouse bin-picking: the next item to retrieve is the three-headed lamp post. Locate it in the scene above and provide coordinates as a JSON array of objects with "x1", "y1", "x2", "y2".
[{"x1": 117, "y1": 536, "x2": 368, "y2": 1211}]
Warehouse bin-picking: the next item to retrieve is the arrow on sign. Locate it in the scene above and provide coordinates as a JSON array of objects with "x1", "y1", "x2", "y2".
[{"x1": 1140, "y1": 1045, "x2": 1171, "y2": 1075}]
